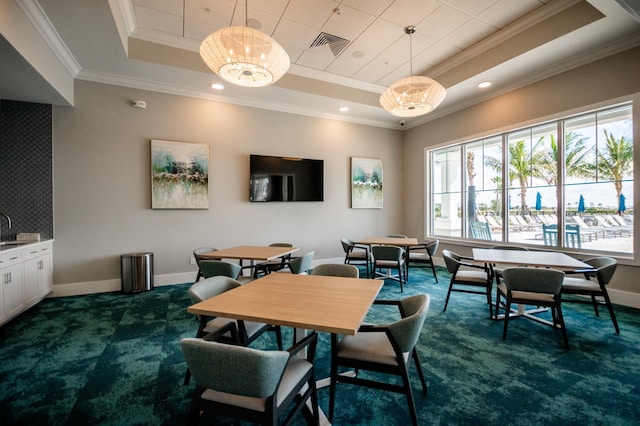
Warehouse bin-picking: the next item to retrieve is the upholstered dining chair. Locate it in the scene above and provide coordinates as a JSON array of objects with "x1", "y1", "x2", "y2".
[
  {"x1": 497, "y1": 267, "x2": 569, "y2": 348},
  {"x1": 286, "y1": 251, "x2": 314, "y2": 274},
  {"x1": 489, "y1": 245, "x2": 528, "y2": 286},
  {"x1": 328, "y1": 294, "x2": 430, "y2": 426},
  {"x1": 310, "y1": 263, "x2": 359, "y2": 278},
  {"x1": 185, "y1": 276, "x2": 283, "y2": 384},
  {"x1": 341, "y1": 238, "x2": 371, "y2": 278},
  {"x1": 181, "y1": 332, "x2": 319, "y2": 426},
  {"x1": 442, "y1": 249, "x2": 494, "y2": 318},
  {"x1": 372, "y1": 245, "x2": 406, "y2": 291},
  {"x1": 405, "y1": 239, "x2": 439, "y2": 283},
  {"x1": 253, "y1": 242, "x2": 295, "y2": 278},
  {"x1": 199, "y1": 259, "x2": 253, "y2": 284},
  {"x1": 561, "y1": 256, "x2": 619, "y2": 334},
  {"x1": 193, "y1": 247, "x2": 218, "y2": 282}
]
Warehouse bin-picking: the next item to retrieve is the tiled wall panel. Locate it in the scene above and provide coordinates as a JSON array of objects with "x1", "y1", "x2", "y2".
[{"x1": 0, "y1": 100, "x2": 53, "y2": 240}]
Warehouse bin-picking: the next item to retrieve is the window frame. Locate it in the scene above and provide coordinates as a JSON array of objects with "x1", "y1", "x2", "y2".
[{"x1": 425, "y1": 101, "x2": 636, "y2": 264}]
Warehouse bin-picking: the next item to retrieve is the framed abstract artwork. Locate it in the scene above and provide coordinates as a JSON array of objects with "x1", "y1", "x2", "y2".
[
  {"x1": 151, "y1": 139, "x2": 209, "y2": 209},
  {"x1": 351, "y1": 157, "x2": 383, "y2": 209}
]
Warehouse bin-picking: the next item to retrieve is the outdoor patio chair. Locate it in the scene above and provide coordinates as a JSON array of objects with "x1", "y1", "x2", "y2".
[{"x1": 470, "y1": 221, "x2": 492, "y2": 240}]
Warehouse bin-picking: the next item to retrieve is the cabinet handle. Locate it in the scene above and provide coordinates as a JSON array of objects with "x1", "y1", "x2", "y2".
[
  {"x1": 7, "y1": 271, "x2": 11, "y2": 284},
  {"x1": 39, "y1": 260, "x2": 43, "y2": 270}
]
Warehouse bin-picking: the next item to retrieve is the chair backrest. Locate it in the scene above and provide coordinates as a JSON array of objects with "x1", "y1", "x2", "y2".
[
  {"x1": 583, "y1": 256, "x2": 617, "y2": 285},
  {"x1": 199, "y1": 260, "x2": 242, "y2": 279},
  {"x1": 441, "y1": 249, "x2": 461, "y2": 274},
  {"x1": 188, "y1": 275, "x2": 241, "y2": 304},
  {"x1": 180, "y1": 338, "x2": 289, "y2": 398},
  {"x1": 470, "y1": 221, "x2": 492, "y2": 240},
  {"x1": 269, "y1": 242, "x2": 293, "y2": 248},
  {"x1": 311, "y1": 264, "x2": 359, "y2": 278},
  {"x1": 388, "y1": 294, "x2": 430, "y2": 353},
  {"x1": 289, "y1": 251, "x2": 314, "y2": 274},
  {"x1": 193, "y1": 247, "x2": 217, "y2": 265},
  {"x1": 425, "y1": 239, "x2": 439, "y2": 256},
  {"x1": 542, "y1": 223, "x2": 558, "y2": 246},
  {"x1": 372, "y1": 245, "x2": 403, "y2": 261},
  {"x1": 501, "y1": 267, "x2": 564, "y2": 295},
  {"x1": 340, "y1": 238, "x2": 355, "y2": 254},
  {"x1": 490, "y1": 245, "x2": 528, "y2": 251}
]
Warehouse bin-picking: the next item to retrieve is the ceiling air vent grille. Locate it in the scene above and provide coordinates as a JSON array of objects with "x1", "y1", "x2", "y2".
[{"x1": 309, "y1": 32, "x2": 350, "y2": 57}]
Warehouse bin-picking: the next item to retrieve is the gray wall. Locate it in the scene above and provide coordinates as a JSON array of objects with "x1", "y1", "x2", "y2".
[
  {"x1": 403, "y1": 46, "x2": 640, "y2": 298},
  {"x1": 52, "y1": 80, "x2": 402, "y2": 289}
]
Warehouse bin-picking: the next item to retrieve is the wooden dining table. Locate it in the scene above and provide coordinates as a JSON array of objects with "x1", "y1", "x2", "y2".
[
  {"x1": 188, "y1": 272, "x2": 383, "y2": 425},
  {"x1": 356, "y1": 236, "x2": 419, "y2": 246},
  {"x1": 199, "y1": 245, "x2": 299, "y2": 276},
  {"x1": 187, "y1": 272, "x2": 383, "y2": 336},
  {"x1": 472, "y1": 248, "x2": 592, "y2": 324}
]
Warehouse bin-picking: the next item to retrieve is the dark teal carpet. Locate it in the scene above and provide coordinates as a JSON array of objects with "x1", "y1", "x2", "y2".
[{"x1": 1, "y1": 266, "x2": 639, "y2": 425}]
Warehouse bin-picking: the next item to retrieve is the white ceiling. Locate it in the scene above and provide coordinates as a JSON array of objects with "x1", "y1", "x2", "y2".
[{"x1": 3, "y1": 0, "x2": 640, "y2": 128}]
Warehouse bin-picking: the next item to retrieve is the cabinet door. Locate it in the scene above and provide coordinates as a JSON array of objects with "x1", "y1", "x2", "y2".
[
  {"x1": 38, "y1": 254, "x2": 53, "y2": 297},
  {"x1": 3, "y1": 263, "x2": 24, "y2": 319},
  {"x1": 23, "y1": 257, "x2": 40, "y2": 305}
]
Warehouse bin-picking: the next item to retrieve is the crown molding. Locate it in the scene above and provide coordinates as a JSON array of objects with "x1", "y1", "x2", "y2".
[
  {"x1": 76, "y1": 69, "x2": 394, "y2": 129},
  {"x1": 16, "y1": 0, "x2": 80, "y2": 77}
]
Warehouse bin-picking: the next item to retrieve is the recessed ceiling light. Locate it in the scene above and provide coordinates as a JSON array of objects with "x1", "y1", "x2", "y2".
[
  {"x1": 338, "y1": 106, "x2": 349, "y2": 112},
  {"x1": 478, "y1": 81, "x2": 492, "y2": 88},
  {"x1": 210, "y1": 83, "x2": 224, "y2": 90}
]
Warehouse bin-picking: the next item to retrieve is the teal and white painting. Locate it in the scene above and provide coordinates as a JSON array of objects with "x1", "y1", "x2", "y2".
[
  {"x1": 351, "y1": 157, "x2": 383, "y2": 209},
  {"x1": 151, "y1": 139, "x2": 209, "y2": 209}
]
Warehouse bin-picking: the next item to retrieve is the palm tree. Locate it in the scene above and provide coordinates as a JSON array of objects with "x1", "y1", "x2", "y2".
[
  {"x1": 486, "y1": 140, "x2": 539, "y2": 215},
  {"x1": 535, "y1": 132, "x2": 592, "y2": 185},
  {"x1": 592, "y1": 129, "x2": 633, "y2": 213}
]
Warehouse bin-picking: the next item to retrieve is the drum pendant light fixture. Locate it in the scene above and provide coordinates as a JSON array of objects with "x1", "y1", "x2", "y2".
[
  {"x1": 199, "y1": 0, "x2": 290, "y2": 88},
  {"x1": 380, "y1": 26, "x2": 446, "y2": 117}
]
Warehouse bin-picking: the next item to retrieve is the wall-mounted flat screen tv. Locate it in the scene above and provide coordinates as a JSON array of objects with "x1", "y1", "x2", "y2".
[{"x1": 250, "y1": 154, "x2": 324, "y2": 202}]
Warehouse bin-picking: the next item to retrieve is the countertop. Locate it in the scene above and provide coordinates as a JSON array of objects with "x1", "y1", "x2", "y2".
[{"x1": 0, "y1": 239, "x2": 53, "y2": 252}]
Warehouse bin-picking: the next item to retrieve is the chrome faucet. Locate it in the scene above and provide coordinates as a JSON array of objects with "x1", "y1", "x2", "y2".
[{"x1": 0, "y1": 212, "x2": 11, "y2": 241}]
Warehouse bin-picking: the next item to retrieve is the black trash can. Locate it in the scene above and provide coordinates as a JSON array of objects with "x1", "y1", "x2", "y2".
[{"x1": 121, "y1": 252, "x2": 154, "y2": 293}]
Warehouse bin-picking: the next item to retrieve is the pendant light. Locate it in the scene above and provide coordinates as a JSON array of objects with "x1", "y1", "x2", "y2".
[
  {"x1": 199, "y1": 0, "x2": 290, "y2": 88},
  {"x1": 380, "y1": 26, "x2": 446, "y2": 117}
]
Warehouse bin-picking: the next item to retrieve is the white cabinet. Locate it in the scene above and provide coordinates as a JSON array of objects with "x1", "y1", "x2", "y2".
[
  {"x1": 1, "y1": 250, "x2": 24, "y2": 322},
  {"x1": 23, "y1": 243, "x2": 53, "y2": 303},
  {"x1": 0, "y1": 241, "x2": 53, "y2": 327}
]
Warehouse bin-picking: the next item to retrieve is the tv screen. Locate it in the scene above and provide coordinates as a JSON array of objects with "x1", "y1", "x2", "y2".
[{"x1": 250, "y1": 155, "x2": 324, "y2": 202}]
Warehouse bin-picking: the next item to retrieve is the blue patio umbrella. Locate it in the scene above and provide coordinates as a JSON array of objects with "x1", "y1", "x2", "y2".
[
  {"x1": 619, "y1": 194, "x2": 626, "y2": 213},
  {"x1": 578, "y1": 194, "x2": 585, "y2": 215},
  {"x1": 535, "y1": 192, "x2": 542, "y2": 211}
]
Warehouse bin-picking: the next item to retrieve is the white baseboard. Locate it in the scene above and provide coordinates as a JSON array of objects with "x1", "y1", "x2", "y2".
[{"x1": 48, "y1": 260, "x2": 640, "y2": 310}]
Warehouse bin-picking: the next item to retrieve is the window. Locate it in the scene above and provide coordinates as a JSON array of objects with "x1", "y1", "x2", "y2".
[{"x1": 428, "y1": 104, "x2": 634, "y2": 255}]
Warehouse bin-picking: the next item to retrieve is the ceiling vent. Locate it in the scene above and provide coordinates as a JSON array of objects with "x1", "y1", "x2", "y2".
[{"x1": 309, "y1": 32, "x2": 350, "y2": 57}]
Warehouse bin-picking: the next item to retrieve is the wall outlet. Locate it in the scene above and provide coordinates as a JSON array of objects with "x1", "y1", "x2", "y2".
[{"x1": 190, "y1": 257, "x2": 196, "y2": 265}]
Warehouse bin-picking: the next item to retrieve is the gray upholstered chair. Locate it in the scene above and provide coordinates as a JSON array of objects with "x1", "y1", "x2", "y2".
[
  {"x1": 253, "y1": 242, "x2": 295, "y2": 278},
  {"x1": 181, "y1": 332, "x2": 319, "y2": 426},
  {"x1": 185, "y1": 276, "x2": 282, "y2": 384},
  {"x1": 341, "y1": 238, "x2": 371, "y2": 278},
  {"x1": 328, "y1": 294, "x2": 430, "y2": 426},
  {"x1": 310, "y1": 263, "x2": 359, "y2": 278},
  {"x1": 442, "y1": 249, "x2": 493, "y2": 318},
  {"x1": 562, "y1": 256, "x2": 619, "y2": 333},
  {"x1": 497, "y1": 267, "x2": 568, "y2": 348},
  {"x1": 199, "y1": 259, "x2": 253, "y2": 284},
  {"x1": 285, "y1": 251, "x2": 314, "y2": 275},
  {"x1": 489, "y1": 245, "x2": 528, "y2": 286},
  {"x1": 193, "y1": 247, "x2": 218, "y2": 282},
  {"x1": 405, "y1": 239, "x2": 439, "y2": 283},
  {"x1": 372, "y1": 245, "x2": 406, "y2": 291}
]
